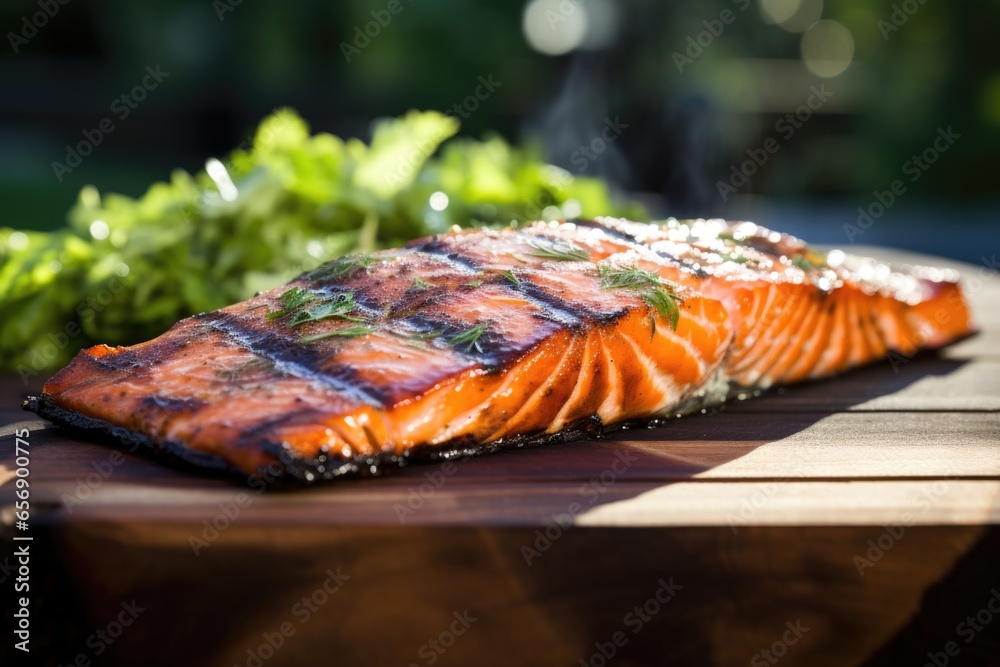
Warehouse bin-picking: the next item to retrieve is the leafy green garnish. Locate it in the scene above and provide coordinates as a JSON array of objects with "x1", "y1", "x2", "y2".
[
  {"x1": 599, "y1": 266, "x2": 681, "y2": 331},
  {"x1": 527, "y1": 238, "x2": 590, "y2": 262},
  {"x1": 465, "y1": 279, "x2": 484, "y2": 288},
  {"x1": 410, "y1": 278, "x2": 432, "y2": 291},
  {"x1": 501, "y1": 270, "x2": 521, "y2": 288},
  {"x1": 447, "y1": 322, "x2": 489, "y2": 353},
  {"x1": 300, "y1": 325, "x2": 374, "y2": 343}
]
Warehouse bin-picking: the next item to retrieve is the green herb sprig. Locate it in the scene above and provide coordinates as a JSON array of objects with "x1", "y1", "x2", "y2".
[
  {"x1": 314, "y1": 254, "x2": 376, "y2": 281},
  {"x1": 289, "y1": 292, "x2": 365, "y2": 326},
  {"x1": 266, "y1": 287, "x2": 315, "y2": 320},
  {"x1": 447, "y1": 322, "x2": 489, "y2": 353},
  {"x1": 527, "y1": 238, "x2": 590, "y2": 262},
  {"x1": 599, "y1": 266, "x2": 681, "y2": 331}
]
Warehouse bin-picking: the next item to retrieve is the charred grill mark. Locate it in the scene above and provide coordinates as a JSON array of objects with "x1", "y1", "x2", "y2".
[
  {"x1": 140, "y1": 395, "x2": 206, "y2": 412},
  {"x1": 513, "y1": 279, "x2": 593, "y2": 327},
  {"x1": 135, "y1": 394, "x2": 209, "y2": 433},
  {"x1": 399, "y1": 313, "x2": 451, "y2": 337},
  {"x1": 393, "y1": 313, "x2": 505, "y2": 367},
  {"x1": 664, "y1": 251, "x2": 711, "y2": 278},
  {"x1": 565, "y1": 219, "x2": 711, "y2": 278},
  {"x1": 198, "y1": 312, "x2": 387, "y2": 406},
  {"x1": 81, "y1": 323, "x2": 200, "y2": 375},
  {"x1": 567, "y1": 218, "x2": 640, "y2": 245},
  {"x1": 239, "y1": 406, "x2": 330, "y2": 441},
  {"x1": 410, "y1": 237, "x2": 482, "y2": 271}
]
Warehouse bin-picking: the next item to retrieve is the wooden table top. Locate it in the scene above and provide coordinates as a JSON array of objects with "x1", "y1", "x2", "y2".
[{"x1": 2, "y1": 246, "x2": 998, "y2": 667}]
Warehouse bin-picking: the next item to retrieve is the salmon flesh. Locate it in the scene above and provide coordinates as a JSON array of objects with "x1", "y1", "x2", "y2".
[{"x1": 25, "y1": 218, "x2": 975, "y2": 484}]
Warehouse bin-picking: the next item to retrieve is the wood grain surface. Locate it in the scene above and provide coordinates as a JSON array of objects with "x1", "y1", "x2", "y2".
[{"x1": 1, "y1": 247, "x2": 998, "y2": 667}]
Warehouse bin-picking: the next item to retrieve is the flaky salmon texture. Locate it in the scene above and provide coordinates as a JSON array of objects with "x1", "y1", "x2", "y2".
[{"x1": 27, "y1": 218, "x2": 975, "y2": 485}]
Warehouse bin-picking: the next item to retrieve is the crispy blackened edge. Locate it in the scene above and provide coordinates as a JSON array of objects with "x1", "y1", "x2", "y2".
[
  {"x1": 24, "y1": 393, "x2": 619, "y2": 490},
  {"x1": 24, "y1": 393, "x2": 248, "y2": 482}
]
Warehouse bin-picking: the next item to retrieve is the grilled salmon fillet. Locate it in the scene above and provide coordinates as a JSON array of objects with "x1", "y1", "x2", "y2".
[{"x1": 25, "y1": 218, "x2": 974, "y2": 484}]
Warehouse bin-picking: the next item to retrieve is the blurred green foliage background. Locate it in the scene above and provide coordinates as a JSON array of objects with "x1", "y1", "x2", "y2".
[{"x1": 1, "y1": 0, "x2": 998, "y2": 246}]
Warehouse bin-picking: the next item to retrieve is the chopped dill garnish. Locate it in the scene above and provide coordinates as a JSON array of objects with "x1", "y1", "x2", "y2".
[
  {"x1": 410, "y1": 278, "x2": 432, "y2": 291},
  {"x1": 501, "y1": 270, "x2": 521, "y2": 288},
  {"x1": 409, "y1": 329, "x2": 444, "y2": 340},
  {"x1": 527, "y1": 238, "x2": 590, "y2": 262},
  {"x1": 314, "y1": 253, "x2": 376, "y2": 280},
  {"x1": 599, "y1": 266, "x2": 680, "y2": 331},
  {"x1": 447, "y1": 322, "x2": 489, "y2": 353},
  {"x1": 268, "y1": 287, "x2": 368, "y2": 329},
  {"x1": 299, "y1": 325, "x2": 374, "y2": 343},
  {"x1": 598, "y1": 265, "x2": 661, "y2": 290},
  {"x1": 289, "y1": 292, "x2": 365, "y2": 326},
  {"x1": 266, "y1": 286, "x2": 316, "y2": 319},
  {"x1": 465, "y1": 279, "x2": 484, "y2": 288}
]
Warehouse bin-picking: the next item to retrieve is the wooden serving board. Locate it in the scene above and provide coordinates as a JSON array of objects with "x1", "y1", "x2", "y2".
[{"x1": 2, "y1": 247, "x2": 999, "y2": 667}]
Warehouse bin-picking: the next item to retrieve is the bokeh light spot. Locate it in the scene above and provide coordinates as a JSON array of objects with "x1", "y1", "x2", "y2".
[
  {"x1": 778, "y1": 0, "x2": 823, "y2": 33},
  {"x1": 801, "y1": 20, "x2": 854, "y2": 78},
  {"x1": 89, "y1": 220, "x2": 110, "y2": 240},
  {"x1": 523, "y1": 0, "x2": 588, "y2": 56},
  {"x1": 760, "y1": 0, "x2": 802, "y2": 25},
  {"x1": 429, "y1": 191, "x2": 449, "y2": 211}
]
